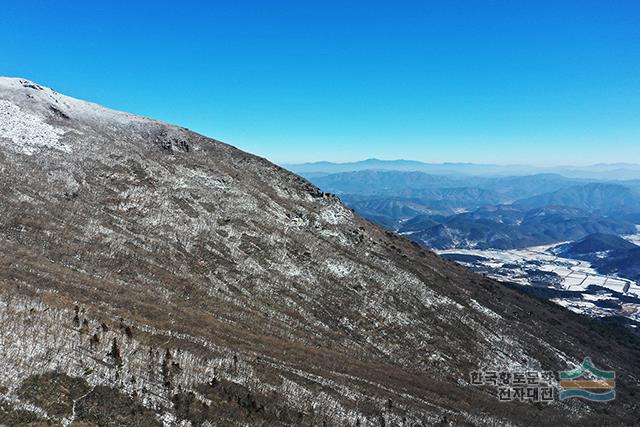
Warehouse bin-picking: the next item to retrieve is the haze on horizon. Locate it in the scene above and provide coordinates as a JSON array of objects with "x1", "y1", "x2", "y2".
[
  {"x1": 2, "y1": 1, "x2": 639, "y2": 165},
  {"x1": 284, "y1": 158, "x2": 640, "y2": 169}
]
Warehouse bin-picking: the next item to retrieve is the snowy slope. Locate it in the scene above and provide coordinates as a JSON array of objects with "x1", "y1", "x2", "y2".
[{"x1": 0, "y1": 78, "x2": 638, "y2": 426}]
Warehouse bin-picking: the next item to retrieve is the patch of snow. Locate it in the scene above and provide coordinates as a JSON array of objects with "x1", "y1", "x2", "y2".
[
  {"x1": 0, "y1": 100, "x2": 70, "y2": 154},
  {"x1": 326, "y1": 260, "x2": 352, "y2": 278},
  {"x1": 0, "y1": 77, "x2": 152, "y2": 127},
  {"x1": 582, "y1": 293, "x2": 614, "y2": 302},
  {"x1": 550, "y1": 298, "x2": 612, "y2": 317},
  {"x1": 468, "y1": 299, "x2": 502, "y2": 320},
  {"x1": 319, "y1": 203, "x2": 352, "y2": 225},
  {"x1": 593, "y1": 250, "x2": 611, "y2": 259},
  {"x1": 622, "y1": 228, "x2": 640, "y2": 246}
]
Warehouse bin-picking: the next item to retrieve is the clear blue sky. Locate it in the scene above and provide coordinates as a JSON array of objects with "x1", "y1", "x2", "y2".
[{"x1": 1, "y1": 1, "x2": 639, "y2": 165}]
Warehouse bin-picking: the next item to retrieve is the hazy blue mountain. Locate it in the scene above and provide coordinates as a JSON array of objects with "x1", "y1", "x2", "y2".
[
  {"x1": 514, "y1": 183, "x2": 640, "y2": 215},
  {"x1": 306, "y1": 171, "x2": 511, "y2": 225},
  {"x1": 307, "y1": 170, "x2": 468, "y2": 194},
  {"x1": 617, "y1": 179, "x2": 640, "y2": 193},
  {"x1": 339, "y1": 190, "x2": 503, "y2": 228},
  {"x1": 307, "y1": 170, "x2": 584, "y2": 200},
  {"x1": 304, "y1": 169, "x2": 640, "y2": 250},
  {"x1": 284, "y1": 159, "x2": 640, "y2": 180},
  {"x1": 400, "y1": 206, "x2": 637, "y2": 250},
  {"x1": 479, "y1": 173, "x2": 582, "y2": 199},
  {"x1": 339, "y1": 196, "x2": 435, "y2": 228},
  {"x1": 622, "y1": 213, "x2": 640, "y2": 223},
  {"x1": 403, "y1": 187, "x2": 506, "y2": 208},
  {"x1": 285, "y1": 158, "x2": 488, "y2": 175}
]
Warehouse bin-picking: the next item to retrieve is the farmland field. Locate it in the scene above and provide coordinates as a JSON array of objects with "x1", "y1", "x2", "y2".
[{"x1": 438, "y1": 234, "x2": 640, "y2": 324}]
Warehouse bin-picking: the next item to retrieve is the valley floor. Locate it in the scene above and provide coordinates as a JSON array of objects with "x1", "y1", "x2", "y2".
[{"x1": 437, "y1": 233, "x2": 640, "y2": 325}]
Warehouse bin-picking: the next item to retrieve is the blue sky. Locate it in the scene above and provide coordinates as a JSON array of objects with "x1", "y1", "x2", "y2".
[{"x1": 2, "y1": 1, "x2": 639, "y2": 165}]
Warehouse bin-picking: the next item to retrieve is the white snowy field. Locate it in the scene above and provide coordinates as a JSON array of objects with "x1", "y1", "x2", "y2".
[
  {"x1": 437, "y1": 241, "x2": 640, "y2": 323},
  {"x1": 623, "y1": 227, "x2": 640, "y2": 245}
]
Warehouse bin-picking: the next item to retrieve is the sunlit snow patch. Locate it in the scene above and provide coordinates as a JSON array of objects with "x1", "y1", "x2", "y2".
[{"x1": 0, "y1": 100, "x2": 70, "y2": 154}]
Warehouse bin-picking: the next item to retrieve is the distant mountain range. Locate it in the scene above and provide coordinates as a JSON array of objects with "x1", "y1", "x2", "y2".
[
  {"x1": 299, "y1": 169, "x2": 640, "y2": 250},
  {"x1": 515, "y1": 183, "x2": 640, "y2": 215},
  {"x1": 301, "y1": 164, "x2": 640, "y2": 327},
  {"x1": 307, "y1": 170, "x2": 584, "y2": 200},
  {"x1": 401, "y1": 206, "x2": 636, "y2": 250},
  {"x1": 284, "y1": 158, "x2": 640, "y2": 180}
]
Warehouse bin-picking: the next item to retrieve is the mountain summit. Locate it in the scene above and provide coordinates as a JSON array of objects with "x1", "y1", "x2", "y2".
[{"x1": 0, "y1": 78, "x2": 638, "y2": 425}]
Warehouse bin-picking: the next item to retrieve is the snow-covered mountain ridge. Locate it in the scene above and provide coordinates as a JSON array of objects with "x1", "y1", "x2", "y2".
[{"x1": 0, "y1": 78, "x2": 638, "y2": 426}]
